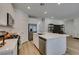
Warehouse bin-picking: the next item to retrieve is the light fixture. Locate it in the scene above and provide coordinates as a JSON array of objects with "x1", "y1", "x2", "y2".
[
  {"x1": 57, "y1": 0, "x2": 61, "y2": 5},
  {"x1": 27, "y1": 6, "x2": 31, "y2": 10},
  {"x1": 44, "y1": 11, "x2": 47, "y2": 14},
  {"x1": 57, "y1": 3, "x2": 61, "y2": 5}
]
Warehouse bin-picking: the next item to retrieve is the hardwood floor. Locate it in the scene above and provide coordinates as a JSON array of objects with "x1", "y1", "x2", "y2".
[
  {"x1": 67, "y1": 38, "x2": 79, "y2": 55},
  {"x1": 19, "y1": 38, "x2": 79, "y2": 55},
  {"x1": 19, "y1": 41, "x2": 40, "y2": 55},
  {"x1": 19, "y1": 41, "x2": 70, "y2": 55}
]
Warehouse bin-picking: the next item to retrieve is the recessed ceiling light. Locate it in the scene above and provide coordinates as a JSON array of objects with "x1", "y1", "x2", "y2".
[
  {"x1": 44, "y1": 11, "x2": 47, "y2": 14},
  {"x1": 58, "y1": 3, "x2": 61, "y2": 5},
  {"x1": 57, "y1": 2, "x2": 61, "y2": 5},
  {"x1": 27, "y1": 6, "x2": 31, "y2": 10}
]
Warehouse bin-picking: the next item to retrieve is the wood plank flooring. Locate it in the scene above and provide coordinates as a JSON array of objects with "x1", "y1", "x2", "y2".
[
  {"x1": 19, "y1": 38, "x2": 79, "y2": 55},
  {"x1": 67, "y1": 38, "x2": 79, "y2": 55},
  {"x1": 19, "y1": 41, "x2": 70, "y2": 55},
  {"x1": 19, "y1": 41, "x2": 40, "y2": 55}
]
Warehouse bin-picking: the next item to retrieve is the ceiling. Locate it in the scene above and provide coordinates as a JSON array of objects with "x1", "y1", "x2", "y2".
[{"x1": 13, "y1": 3, "x2": 79, "y2": 20}]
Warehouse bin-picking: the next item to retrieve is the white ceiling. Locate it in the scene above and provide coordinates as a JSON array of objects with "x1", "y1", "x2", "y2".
[{"x1": 13, "y1": 3, "x2": 79, "y2": 20}]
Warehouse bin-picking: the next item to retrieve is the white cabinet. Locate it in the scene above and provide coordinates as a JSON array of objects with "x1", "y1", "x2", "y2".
[
  {"x1": 39, "y1": 33, "x2": 68, "y2": 55},
  {"x1": 0, "y1": 12, "x2": 7, "y2": 26},
  {"x1": 39, "y1": 36, "x2": 67, "y2": 55},
  {"x1": 33, "y1": 33, "x2": 68, "y2": 55},
  {"x1": 0, "y1": 38, "x2": 18, "y2": 55}
]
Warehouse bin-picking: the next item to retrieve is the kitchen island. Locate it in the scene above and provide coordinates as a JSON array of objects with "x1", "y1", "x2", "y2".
[{"x1": 33, "y1": 33, "x2": 69, "y2": 55}]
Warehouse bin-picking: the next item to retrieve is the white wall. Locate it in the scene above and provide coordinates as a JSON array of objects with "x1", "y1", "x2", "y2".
[
  {"x1": 74, "y1": 18, "x2": 79, "y2": 37},
  {"x1": 0, "y1": 3, "x2": 28, "y2": 44},
  {"x1": 13, "y1": 9, "x2": 28, "y2": 44},
  {"x1": 64, "y1": 18, "x2": 79, "y2": 38},
  {"x1": 39, "y1": 18, "x2": 45, "y2": 33},
  {"x1": 64, "y1": 19, "x2": 75, "y2": 36}
]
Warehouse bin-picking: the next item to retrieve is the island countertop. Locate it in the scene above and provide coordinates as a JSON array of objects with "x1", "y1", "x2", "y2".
[{"x1": 39, "y1": 33, "x2": 69, "y2": 40}]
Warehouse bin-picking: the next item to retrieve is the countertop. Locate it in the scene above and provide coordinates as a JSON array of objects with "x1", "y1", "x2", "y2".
[
  {"x1": 0, "y1": 38, "x2": 18, "y2": 54},
  {"x1": 39, "y1": 33, "x2": 69, "y2": 39}
]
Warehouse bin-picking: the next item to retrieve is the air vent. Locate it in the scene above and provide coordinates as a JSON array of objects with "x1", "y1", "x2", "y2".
[
  {"x1": 40, "y1": 3, "x2": 45, "y2": 6},
  {"x1": 28, "y1": 15, "x2": 37, "y2": 18}
]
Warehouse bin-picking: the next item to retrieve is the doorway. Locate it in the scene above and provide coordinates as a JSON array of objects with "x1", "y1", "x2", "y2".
[{"x1": 28, "y1": 24, "x2": 37, "y2": 41}]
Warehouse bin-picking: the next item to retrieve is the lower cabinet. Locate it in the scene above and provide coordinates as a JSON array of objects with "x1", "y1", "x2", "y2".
[{"x1": 39, "y1": 37, "x2": 46, "y2": 55}]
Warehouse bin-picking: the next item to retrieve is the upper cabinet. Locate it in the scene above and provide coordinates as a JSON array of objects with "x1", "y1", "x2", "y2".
[
  {"x1": 0, "y1": 12, "x2": 7, "y2": 26},
  {"x1": 0, "y1": 3, "x2": 14, "y2": 27}
]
